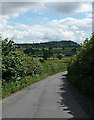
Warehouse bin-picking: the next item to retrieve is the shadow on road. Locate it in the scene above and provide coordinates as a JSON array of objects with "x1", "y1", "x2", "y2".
[{"x1": 58, "y1": 73, "x2": 94, "y2": 119}]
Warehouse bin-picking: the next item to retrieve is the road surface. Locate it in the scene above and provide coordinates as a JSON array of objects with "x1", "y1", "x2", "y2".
[{"x1": 2, "y1": 71, "x2": 89, "y2": 118}]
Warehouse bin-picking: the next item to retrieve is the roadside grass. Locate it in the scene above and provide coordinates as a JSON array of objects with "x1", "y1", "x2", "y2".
[
  {"x1": 2, "y1": 74, "x2": 47, "y2": 98},
  {"x1": 2, "y1": 57, "x2": 70, "y2": 98}
]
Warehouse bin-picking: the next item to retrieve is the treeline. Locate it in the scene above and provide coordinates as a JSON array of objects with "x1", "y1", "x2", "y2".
[
  {"x1": 2, "y1": 38, "x2": 68, "y2": 97},
  {"x1": 68, "y1": 33, "x2": 94, "y2": 101},
  {"x1": 15, "y1": 40, "x2": 80, "y2": 49}
]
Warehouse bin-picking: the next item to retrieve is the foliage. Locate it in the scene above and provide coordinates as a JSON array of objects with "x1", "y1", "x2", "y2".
[
  {"x1": 0, "y1": 36, "x2": 1, "y2": 98},
  {"x1": 2, "y1": 38, "x2": 69, "y2": 98},
  {"x1": 68, "y1": 33, "x2": 94, "y2": 101},
  {"x1": 71, "y1": 48, "x2": 77, "y2": 54},
  {"x1": 15, "y1": 41, "x2": 80, "y2": 57},
  {"x1": 2, "y1": 39, "x2": 43, "y2": 83},
  {"x1": 23, "y1": 47, "x2": 35, "y2": 56},
  {"x1": 39, "y1": 59, "x2": 45, "y2": 63},
  {"x1": 43, "y1": 50, "x2": 53, "y2": 60},
  {"x1": 57, "y1": 54, "x2": 63, "y2": 59},
  {"x1": 49, "y1": 47, "x2": 53, "y2": 50},
  {"x1": 15, "y1": 40, "x2": 80, "y2": 49},
  {"x1": 2, "y1": 39, "x2": 23, "y2": 83}
]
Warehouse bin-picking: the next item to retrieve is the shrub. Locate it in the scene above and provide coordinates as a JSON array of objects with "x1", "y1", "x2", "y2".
[
  {"x1": 39, "y1": 59, "x2": 45, "y2": 63},
  {"x1": 57, "y1": 54, "x2": 62, "y2": 59},
  {"x1": 2, "y1": 39, "x2": 23, "y2": 83},
  {"x1": 68, "y1": 33, "x2": 94, "y2": 101}
]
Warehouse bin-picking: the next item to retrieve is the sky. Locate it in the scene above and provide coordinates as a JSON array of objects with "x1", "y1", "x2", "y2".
[{"x1": 0, "y1": 1, "x2": 93, "y2": 44}]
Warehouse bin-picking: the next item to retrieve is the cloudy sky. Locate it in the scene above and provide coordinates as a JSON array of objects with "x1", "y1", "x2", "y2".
[{"x1": 1, "y1": 1, "x2": 93, "y2": 43}]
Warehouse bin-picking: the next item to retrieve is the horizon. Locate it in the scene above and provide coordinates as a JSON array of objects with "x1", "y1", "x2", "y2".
[{"x1": 14, "y1": 39, "x2": 80, "y2": 45}]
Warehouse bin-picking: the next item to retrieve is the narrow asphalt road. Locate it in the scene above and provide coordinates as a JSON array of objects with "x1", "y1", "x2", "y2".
[{"x1": 2, "y1": 71, "x2": 90, "y2": 118}]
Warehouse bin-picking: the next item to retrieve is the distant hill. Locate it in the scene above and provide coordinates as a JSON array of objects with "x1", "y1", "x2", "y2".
[
  {"x1": 15, "y1": 40, "x2": 80, "y2": 49},
  {"x1": 15, "y1": 40, "x2": 80, "y2": 57}
]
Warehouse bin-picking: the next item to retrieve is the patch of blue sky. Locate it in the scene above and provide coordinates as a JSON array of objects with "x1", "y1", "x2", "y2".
[
  {"x1": 7, "y1": 8, "x2": 91, "y2": 28},
  {"x1": 8, "y1": 14, "x2": 29, "y2": 25},
  {"x1": 68, "y1": 12, "x2": 91, "y2": 19},
  {"x1": 85, "y1": 31, "x2": 92, "y2": 39}
]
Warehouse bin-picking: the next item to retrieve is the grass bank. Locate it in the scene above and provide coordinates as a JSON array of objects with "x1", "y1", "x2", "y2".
[{"x1": 2, "y1": 57, "x2": 69, "y2": 98}]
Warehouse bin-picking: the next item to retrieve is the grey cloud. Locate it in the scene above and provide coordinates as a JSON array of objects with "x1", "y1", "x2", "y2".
[
  {"x1": 47, "y1": 2, "x2": 81, "y2": 14},
  {"x1": 1, "y1": 2, "x2": 91, "y2": 16},
  {"x1": 2, "y1": 2, "x2": 45, "y2": 16},
  {"x1": 2, "y1": 2, "x2": 36, "y2": 15},
  {"x1": 47, "y1": 2, "x2": 91, "y2": 15}
]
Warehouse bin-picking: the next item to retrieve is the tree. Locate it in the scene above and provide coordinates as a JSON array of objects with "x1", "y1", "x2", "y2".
[
  {"x1": 62, "y1": 47, "x2": 65, "y2": 51},
  {"x1": 23, "y1": 47, "x2": 35, "y2": 55},
  {"x1": 57, "y1": 53, "x2": 62, "y2": 59},
  {"x1": 49, "y1": 47, "x2": 53, "y2": 51},
  {"x1": 43, "y1": 50, "x2": 51, "y2": 60},
  {"x1": 42, "y1": 48, "x2": 45, "y2": 51},
  {"x1": 72, "y1": 48, "x2": 76, "y2": 54}
]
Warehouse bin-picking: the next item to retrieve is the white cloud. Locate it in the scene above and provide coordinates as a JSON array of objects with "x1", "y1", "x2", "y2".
[
  {"x1": 71, "y1": 25, "x2": 78, "y2": 30},
  {"x1": 1, "y1": 2, "x2": 92, "y2": 43},
  {"x1": 43, "y1": 17, "x2": 49, "y2": 21},
  {"x1": 1, "y1": 17, "x2": 92, "y2": 43},
  {"x1": 49, "y1": 17, "x2": 92, "y2": 32},
  {"x1": 86, "y1": 13, "x2": 92, "y2": 18}
]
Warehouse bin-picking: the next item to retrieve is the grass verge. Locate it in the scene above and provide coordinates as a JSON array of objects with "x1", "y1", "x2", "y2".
[{"x1": 2, "y1": 58, "x2": 69, "y2": 98}]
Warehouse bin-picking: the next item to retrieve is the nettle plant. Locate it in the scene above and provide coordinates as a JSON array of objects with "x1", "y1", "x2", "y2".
[
  {"x1": 2, "y1": 39, "x2": 23, "y2": 84},
  {"x1": 2, "y1": 38, "x2": 44, "y2": 85}
]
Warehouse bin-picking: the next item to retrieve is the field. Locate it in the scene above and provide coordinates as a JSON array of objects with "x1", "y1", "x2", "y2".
[
  {"x1": 15, "y1": 40, "x2": 80, "y2": 58},
  {"x1": 23, "y1": 47, "x2": 78, "y2": 57}
]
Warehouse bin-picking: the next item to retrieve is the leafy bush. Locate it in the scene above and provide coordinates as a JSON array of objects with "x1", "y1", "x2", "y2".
[
  {"x1": 32, "y1": 59, "x2": 43, "y2": 75},
  {"x1": 68, "y1": 33, "x2": 94, "y2": 101},
  {"x1": 2, "y1": 38, "x2": 68, "y2": 98},
  {"x1": 43, "y1": 50, "x2": 53, "y2": 60},
  {"x1": 57, "y1": 54, "x2": 63, "y2": 59},
  {"x1": 39, "y1": 59, "x2": 45, "y2": 63},
  {"x1": 2, "y1": 39, "x2": 42, "y2": 83},
  {"x1": 2, "y1": 39, "x2": 23, "y2": 83}
]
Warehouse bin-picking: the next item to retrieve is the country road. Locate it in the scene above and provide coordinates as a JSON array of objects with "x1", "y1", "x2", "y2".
[{"x1": 2, "y1": 71, "x2": 92, "y2": 118}]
